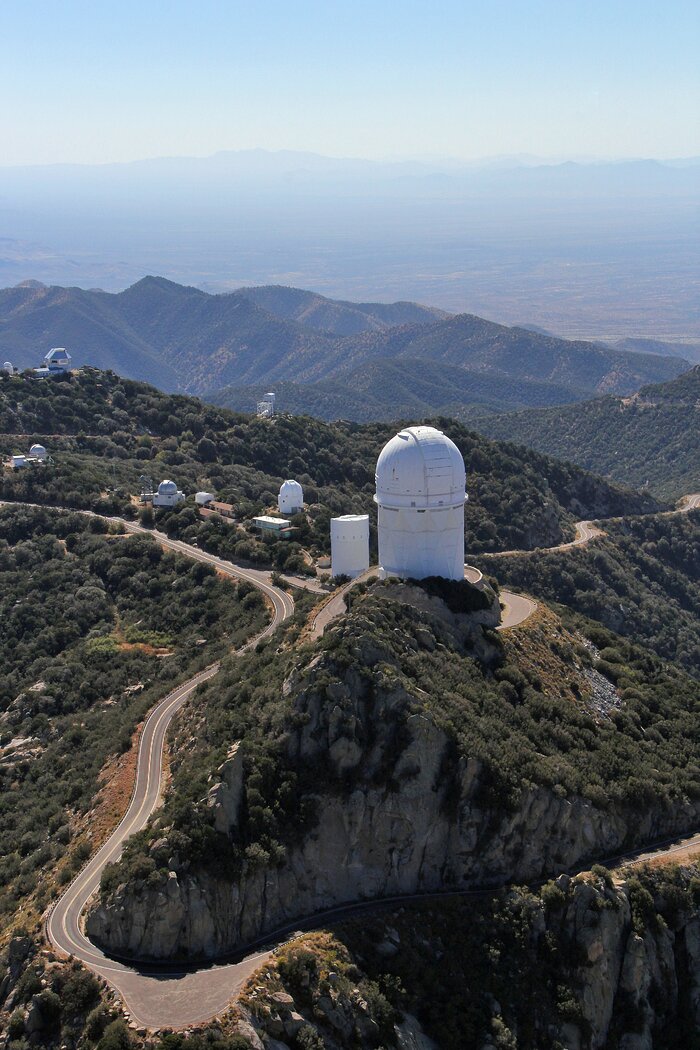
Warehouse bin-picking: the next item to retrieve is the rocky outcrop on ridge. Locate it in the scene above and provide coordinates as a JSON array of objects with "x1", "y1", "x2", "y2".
[{"x1": 87, "y1": 584, "x2": 700, "y2": 962}]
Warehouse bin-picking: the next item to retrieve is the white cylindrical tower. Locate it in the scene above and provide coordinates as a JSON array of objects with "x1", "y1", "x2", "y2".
[
  {"x1": 374, "y1": 425, "x2": 467, "y2": 581},
  {"x1": 331, "y1": 515, "x2": 370, "y2": 579},
  {"x1": 278, "y1": 479, "x2": 304, "y2": 514}
]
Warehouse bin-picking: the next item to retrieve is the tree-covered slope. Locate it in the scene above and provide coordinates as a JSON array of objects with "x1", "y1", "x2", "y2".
[
  {"x1": 475, "y1": 365, "x2": 700, "y2": 500},
  {"x1": 88, "y1": 579, "x2": 700, "y2": 962},
  {"x1": 208, "y1": 354, "x2": 581, "y2": 422},
  {"x1": 479, "y1": 509, "x2": 700, "y2": 675},
  {"x1": 0, "y1": 369, "x2": 661, "y2": 563},
  {"x1": 0, "y1": 505, "x2": 267, "y2": 935}
]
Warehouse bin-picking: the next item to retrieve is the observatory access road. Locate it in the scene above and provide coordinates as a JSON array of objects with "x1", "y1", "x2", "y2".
[
  {"x1": 0, "y1": 495, "x2": 698, "y2": 1028},
  {"x1": 36, "y1": 509, "x2": 296, "y2": 1030}
]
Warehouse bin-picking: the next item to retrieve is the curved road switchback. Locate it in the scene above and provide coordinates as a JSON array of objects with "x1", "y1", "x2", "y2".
[
  {"x1": 0, "y1": 495, "x2": 697, "y2": 1027},
  {"x1": 0, "y1": 503, "x2": 298, "y2": 1027}
]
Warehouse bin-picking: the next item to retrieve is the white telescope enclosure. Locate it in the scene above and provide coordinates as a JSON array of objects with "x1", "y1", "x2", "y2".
[{"x1": 375, "y1": 425, "x2": 467, "y2": 581}]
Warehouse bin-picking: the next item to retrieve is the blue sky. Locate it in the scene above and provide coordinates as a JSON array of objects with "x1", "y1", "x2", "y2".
[{"x1": 1, "y1": 0, "x2": 698, "y2": 164}]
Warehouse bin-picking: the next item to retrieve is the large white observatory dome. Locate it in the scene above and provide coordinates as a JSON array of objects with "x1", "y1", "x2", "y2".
[
  {"x1": 2, "y1": 362, "x2": 14, "y2": 374},
  {"x1": 29, "y1": 444, "x2": 47, "y2": 460},
  {"x1": 158, "y1": 479, "x2": 179, "y2": 495},
  {"x1": 375, "y1": 425, "x2": 467, "y2": 581},
  {"x1": 278, "y1": 479, "x2": 304, "y2": 514}
]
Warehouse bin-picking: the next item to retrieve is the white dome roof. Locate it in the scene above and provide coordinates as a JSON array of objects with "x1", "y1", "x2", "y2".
[
  {"x1": 279, "y1": 479, "x2": 303, "y2": 497},
  {"x1": 158, "y1": 479, "x2": 178, "y2": 494},
  {"x1": 375, "y1": 425, "x2": 466, "y2": 510},
  {"x1": 29, "y1": 444, "x2": 46, "y2": 456},
  {"x1": 2, "y1": 361, "x2": 13, "y2": 372}
]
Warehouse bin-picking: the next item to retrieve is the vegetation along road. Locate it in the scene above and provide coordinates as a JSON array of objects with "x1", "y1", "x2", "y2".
[{"x1": 2, "y1": 494, "x2": 697, "y2": 1028}]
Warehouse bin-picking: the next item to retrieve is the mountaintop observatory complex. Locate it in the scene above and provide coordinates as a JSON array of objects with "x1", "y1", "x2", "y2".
[{"x1": 375, "y1": 425, "x2": 467, "y2": 581}]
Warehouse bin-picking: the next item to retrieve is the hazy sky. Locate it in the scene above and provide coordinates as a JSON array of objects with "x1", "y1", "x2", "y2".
[{"x1": 2, "y1": 0, "x2": 698, "y2": 165}]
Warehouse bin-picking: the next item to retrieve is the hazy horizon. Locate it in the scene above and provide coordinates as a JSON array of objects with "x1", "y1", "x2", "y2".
[{"x1": 2, "y1": 1, "x2": 698, "y2": 165}]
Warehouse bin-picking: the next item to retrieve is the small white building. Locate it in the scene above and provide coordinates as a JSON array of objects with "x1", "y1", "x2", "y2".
[
  {"x1": 195, "y1": 491, "x2": 216, "y2": 506},
  {"x1": 331, "y1": 514, "x2": 370, "y2": 579},
  {"x1": 9, "y1": 455, "x2": 27, "y2": 469},
  {"x1": 1, "y1": 361, "x2": 16, "y2": 375},
  {"x1": 278, "y1": 479, "x2": 304, "y2": 515},
  {"x1": 152, "y1": 479, "x2": 185, "y2": 508},
  {"x1": 29, "y1": 444, "x2": 47, "y2": 461}
]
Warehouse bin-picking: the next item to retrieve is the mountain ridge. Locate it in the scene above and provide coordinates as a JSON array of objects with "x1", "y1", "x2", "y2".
[{"x1": 0, "y1": 277, "x2": 687, "y2": 411}]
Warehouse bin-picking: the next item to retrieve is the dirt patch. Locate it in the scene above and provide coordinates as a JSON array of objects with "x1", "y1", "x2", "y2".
[{"x1": 501, "y1": 604, "x2": 594, "y2": 709}]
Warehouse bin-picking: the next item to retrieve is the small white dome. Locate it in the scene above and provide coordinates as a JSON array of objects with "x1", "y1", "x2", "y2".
[
  {"x1": 279, "y1": 479, "x2": 303, "y2": 499},
  {"x1": 29, "y1": 444, "x2": 47, "y2": 457},
  {"x1": 375, "y1": 425, "x2": 466, "y2": 510},
  {"x1": 2, "y1": 361, "x2": 13, "y2": 373},
  {"x1": 278, "y1": 479, "x2": 304, "y2": 512},
  {"x1": 158, "y1": 479, "x2": 178, "y2": 495}
]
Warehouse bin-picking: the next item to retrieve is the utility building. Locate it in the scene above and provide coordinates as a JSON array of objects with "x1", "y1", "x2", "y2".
[
  {"x1": 278, "y1": 480, "x2": 304, "y2": 514},
  {"x1": 375, "y1": 425, "x2": 467, "y2": 581},
  {"x1": 331, "y1": 514, "x2": 370, "y2": 579}
]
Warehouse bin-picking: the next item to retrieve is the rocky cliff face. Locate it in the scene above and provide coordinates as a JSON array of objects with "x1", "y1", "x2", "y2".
[{"x1": 86, "y1": 585, "x2": 700, "y2": 963}]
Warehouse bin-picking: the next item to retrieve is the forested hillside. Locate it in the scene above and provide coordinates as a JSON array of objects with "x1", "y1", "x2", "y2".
[
  {"x1": 480, "y1": 510, "x2": 700, "y2": 675},
  {"x1": 0, "y1": 369, "x2": 660, "y2": 566},
  {"x1": 0, "y1": 505, "x2": 266, "y2": 935},
  {"x1": 90, "y1": 578, "x2": 700, "y2": 961},
  {"x1": 476, "y1": 365, "x2": 700, "y2": 500}
]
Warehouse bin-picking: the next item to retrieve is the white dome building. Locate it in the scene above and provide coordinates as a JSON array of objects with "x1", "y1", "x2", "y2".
[
  {"x1": 278, "y1": 479, "x2": 304, "y2": 515},
  {"x1": 374, "y1": 425, "x2": 467, "y2": 581},
  {"x1": 29, "y1": 444, "x2": 47, "y2": 461},
  {"x1": 153, "y1": 478, "x2": 185, "y2": 508},
  {"x1": 2, "y1": 361, "x2": 15, "y2": 375}
]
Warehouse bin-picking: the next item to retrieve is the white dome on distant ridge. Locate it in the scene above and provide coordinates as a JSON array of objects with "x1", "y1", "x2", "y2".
[{"x1": 158, "y1": 479, "x2": 178, "y2": 495}]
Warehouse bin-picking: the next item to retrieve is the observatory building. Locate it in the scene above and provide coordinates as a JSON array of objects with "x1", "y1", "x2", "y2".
[
  {"x1": 374, "y1": 425, "x2": 467, "y2": 581},
  {"x1": 152, "y1": 479, "x2": 185, "y2": 508},
  {"x1": 278, "y1": 479, "x2": 304, "y2": 515},
  {"x1": 29, "y1": 444, "x2": 47, "y2": 461},
  {"x1": 257, "y1": 392, "x2": 276, "y2": 418},
  {"x1": 331, "y1": 514, "x2": 370, "y2": 579}
]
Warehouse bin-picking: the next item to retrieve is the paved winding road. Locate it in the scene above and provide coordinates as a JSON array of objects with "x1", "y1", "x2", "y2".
[{"x1": 1, "y1": 493, "x2": 697, "y2": 1028}]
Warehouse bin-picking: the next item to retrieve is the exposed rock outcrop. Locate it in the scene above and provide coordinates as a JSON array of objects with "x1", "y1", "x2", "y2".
[
  {"x1": 87, "y1": 586, "x2": 700, "y2": 962},
  {"x1": 205, "y1": 741, "x2": 244, "y2": 836}
]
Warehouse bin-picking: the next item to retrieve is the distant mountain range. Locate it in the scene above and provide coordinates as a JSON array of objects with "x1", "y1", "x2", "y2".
[
  {"x1": 0, "y1": 277, "x2": 688, "y2": 419},
  {"x1": 475, "y1": 366, "x2": 700, "y2": 500}
]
